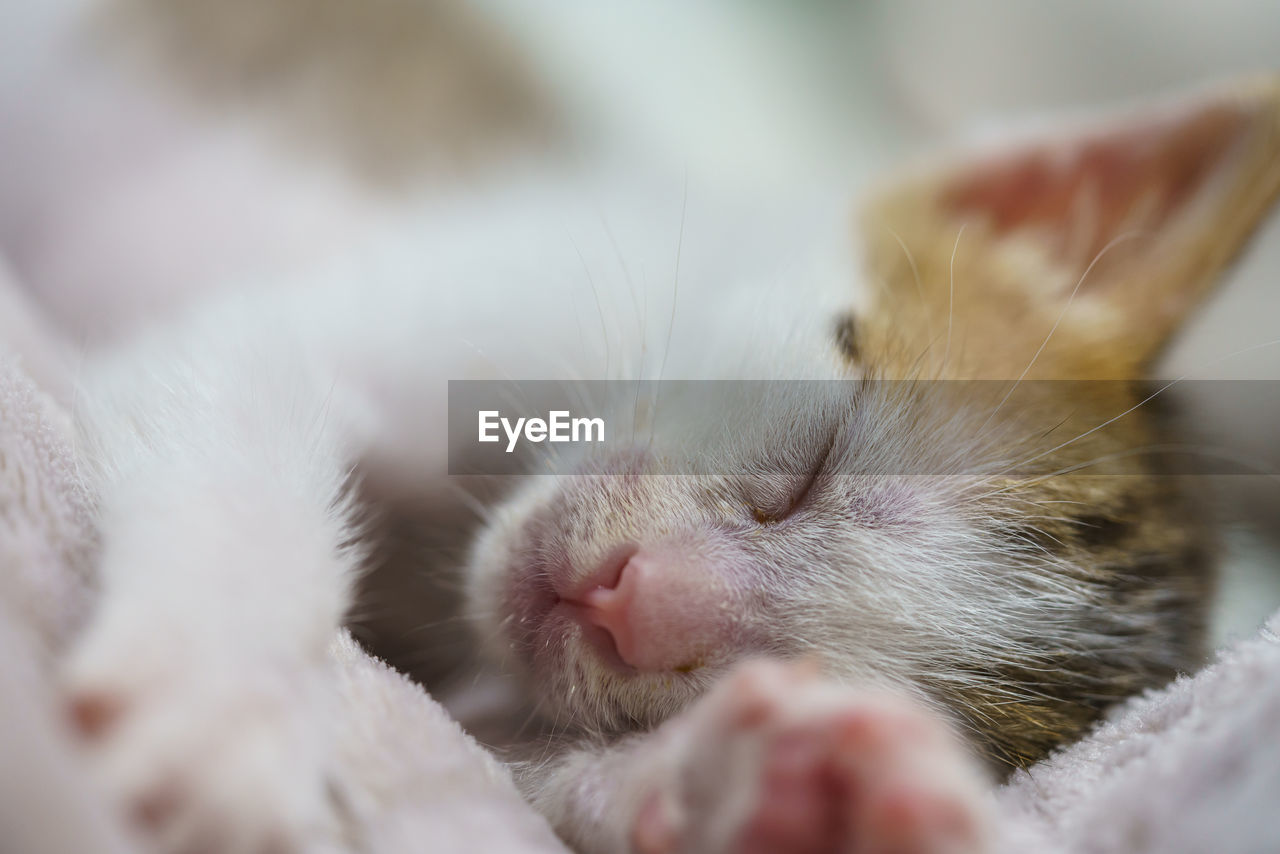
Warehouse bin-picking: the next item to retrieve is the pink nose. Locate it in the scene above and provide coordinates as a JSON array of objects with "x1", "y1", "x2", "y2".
[{"x1": 568, "y1": 550, "x2": 728, "y2": 672}]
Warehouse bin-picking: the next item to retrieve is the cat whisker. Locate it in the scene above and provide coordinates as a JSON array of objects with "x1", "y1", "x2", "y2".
[
  {"x1": 571, "y1": 237, "x2": 612, "y2": 380},
  {"x1": 942, "y1": 224, "x2": 964, "y2": 375},
  {"x1": 656, "y1": 171, "x2": 688, "y2": 389},
  {"x1": 594, "y1": 209, "x2": 641, "y2": 342},
  {"x1": 973, "y1": 441, "x2": 1280, "y2": 503},
  {"x1": 446, "y1": 479, "x2": 495, "y2": 524},
  {"x1": 631, "y1": 276, "x2": 650, "y2": 446},
  {"x1": 887, "y1": 227, "x2": 930, "y2": 335},
  {"x1": 999, "y1": 336, "x2": 1280, "y2": 478},
  {"x1": 646, "y1": 173, "x2": 690, "y2": 454}
]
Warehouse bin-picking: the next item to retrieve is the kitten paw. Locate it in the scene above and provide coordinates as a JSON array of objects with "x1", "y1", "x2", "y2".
[
  {"x1": 63, "y1": 608, "x2": 340, "y2": 854},
  {"x1": 632, "y1": 660, "x2": 989, "y2": 854}
]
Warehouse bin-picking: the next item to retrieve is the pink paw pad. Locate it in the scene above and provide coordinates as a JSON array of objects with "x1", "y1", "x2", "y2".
[{"x1": 634, "y1": 660, "x2": 988, "y2": 854}]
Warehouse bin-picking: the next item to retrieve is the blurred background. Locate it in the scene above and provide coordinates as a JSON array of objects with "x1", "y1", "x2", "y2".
[{"x1": 1, "y1": 0, "x2": 1278, "y2": 653}]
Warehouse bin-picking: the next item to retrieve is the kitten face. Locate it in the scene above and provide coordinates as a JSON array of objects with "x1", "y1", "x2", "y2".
[{"x1": 465, "y1": 78, "x2": 1280, "y2": 768}]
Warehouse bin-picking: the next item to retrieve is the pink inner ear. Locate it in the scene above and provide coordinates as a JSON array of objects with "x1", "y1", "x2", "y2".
[{"x1": 942, "y1": 103, "x2": 1250, "y2": 277}]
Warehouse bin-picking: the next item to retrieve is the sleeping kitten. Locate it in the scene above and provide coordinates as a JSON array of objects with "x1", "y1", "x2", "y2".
[
  {"x1": 56, "y1": 73, "x2": 1280, "y2": 854},
  {"x1": 463, "y1": 80, "x2": 1280, "y2": 852}
]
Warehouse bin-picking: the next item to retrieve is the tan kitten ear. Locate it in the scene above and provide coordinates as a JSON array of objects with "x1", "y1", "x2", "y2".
[{"x1": 861, "y1": 75, "x2": 1280, "y2": 377}]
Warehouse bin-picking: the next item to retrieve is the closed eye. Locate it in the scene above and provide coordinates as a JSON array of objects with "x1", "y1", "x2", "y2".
[{"x1": 748, "y1": 430, "x2": 838, "y2": 524}]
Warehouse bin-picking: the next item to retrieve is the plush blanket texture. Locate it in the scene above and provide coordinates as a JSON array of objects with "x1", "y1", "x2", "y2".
[
  {"x1": 0, "y1": 318, "x2": 567, "y2": 853},
  {"x1": 2, "y1": 269, "x2": 1278, "y2": 852}
]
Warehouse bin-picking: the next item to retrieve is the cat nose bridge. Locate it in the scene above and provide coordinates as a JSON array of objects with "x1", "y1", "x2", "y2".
[{"x1": 572, "y1": 470, "x2": 697, "y2": 545}]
